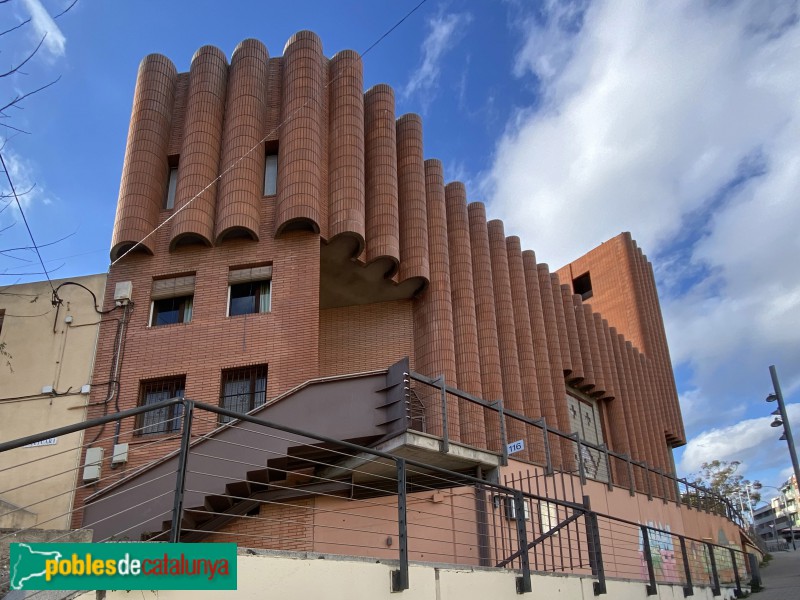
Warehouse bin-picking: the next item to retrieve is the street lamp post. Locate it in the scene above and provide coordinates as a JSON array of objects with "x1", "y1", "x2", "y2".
[{"x1": 767, "y1": 365, "x2": 800, "y2": 492}]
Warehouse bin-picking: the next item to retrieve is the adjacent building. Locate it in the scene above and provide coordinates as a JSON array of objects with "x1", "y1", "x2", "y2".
[{"x1": 0, "y1": 274, "x2": 106, "y2": 530}]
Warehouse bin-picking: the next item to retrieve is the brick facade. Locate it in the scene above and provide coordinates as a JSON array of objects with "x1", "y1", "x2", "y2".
[{"x1": 82, "y1": 32, "x2": 686, "y2": 523}]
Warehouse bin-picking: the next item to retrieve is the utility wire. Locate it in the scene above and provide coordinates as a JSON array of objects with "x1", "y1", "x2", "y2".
[
  {"x1": 0, "y1": 150, "x2": 57, "y2": 296},
  {"x1": 112, "y1": 0, "x2": 429, "y2": 266}
]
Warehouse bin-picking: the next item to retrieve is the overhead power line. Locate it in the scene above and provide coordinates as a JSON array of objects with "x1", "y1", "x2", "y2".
[{"x1": 112, "y1": 0, "x2": 429, "y2": 266}]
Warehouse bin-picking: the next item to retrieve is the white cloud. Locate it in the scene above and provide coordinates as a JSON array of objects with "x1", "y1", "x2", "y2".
[
  {"x1": 21, "y1": 0, "x2": 67, "y2": 58},
  {"x1": 404, "y1": 11, "x2": 472, "y2": 106},
  {"x1": 0, "y1": 150, "x2": 51, "y2": 214},
  {"x1": 679, "y1": 403, "x2": 800, "y2": 476},
  {"x1": 486, "y1": 0, "x2": 800, "y2": 475}
]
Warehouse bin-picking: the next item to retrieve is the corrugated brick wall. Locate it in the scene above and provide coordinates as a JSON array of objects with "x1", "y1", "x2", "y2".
[{"x1": 84, "y1": 32, "x2": 686, "y2": 525}]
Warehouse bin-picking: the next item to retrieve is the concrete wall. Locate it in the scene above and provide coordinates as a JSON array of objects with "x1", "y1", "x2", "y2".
[
  {"x1": 0, "y1": 274, "x2": 106, "y2": 530},
  {"x1": 74, "y1": 550, "x2": 746, "y2": 600}
]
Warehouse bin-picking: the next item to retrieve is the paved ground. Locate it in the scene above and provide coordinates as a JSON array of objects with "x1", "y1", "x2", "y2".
[{"x1": 756, "y1": 549, "x2": 800, "y2": 599}]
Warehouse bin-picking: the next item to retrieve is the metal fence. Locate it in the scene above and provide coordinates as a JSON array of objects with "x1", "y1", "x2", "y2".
[
  {"x1": 404, "y1": 370, "x2": 747, "y2": 528},
  {"x1": 1, "y1": 397, "x2": 751, "y2": 596}
]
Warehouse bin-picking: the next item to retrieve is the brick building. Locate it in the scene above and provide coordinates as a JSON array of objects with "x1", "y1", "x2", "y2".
[{"x1": 76, "y1": 32, "x2": 689, "y2": 542}]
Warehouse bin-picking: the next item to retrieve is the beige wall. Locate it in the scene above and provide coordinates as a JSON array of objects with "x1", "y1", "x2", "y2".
[
  {"x1": 0, "y1": 274, "x2": 106, "y2": 530},
  {"x1": 74, "y1": 551, "x2": 745, "y2": 600}
]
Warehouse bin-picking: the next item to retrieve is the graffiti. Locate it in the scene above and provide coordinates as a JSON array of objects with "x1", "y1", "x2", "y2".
[{"x1": 638, "y1": 522, "x2": 679, "y2": 583}]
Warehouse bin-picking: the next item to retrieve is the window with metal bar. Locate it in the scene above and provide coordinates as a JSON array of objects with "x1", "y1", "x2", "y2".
[
  {"x1": 219, "y1": 365, "x2": 267, "y2": 424},
  {"x1": 136, "y1": 376, "x2": 185, "y2": 435}
]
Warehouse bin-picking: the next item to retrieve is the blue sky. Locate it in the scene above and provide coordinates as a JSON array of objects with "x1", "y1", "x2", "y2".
[{"x1": 2, "y1": 0, "x2": 799, "y2": 498}]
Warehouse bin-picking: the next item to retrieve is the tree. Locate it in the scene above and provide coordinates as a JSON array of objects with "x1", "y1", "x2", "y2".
[{"x1": 689, "y1": 460, "x2": 761, "y2": 518}]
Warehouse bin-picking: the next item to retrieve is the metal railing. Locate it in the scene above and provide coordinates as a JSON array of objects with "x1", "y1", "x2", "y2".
[
  {"x1": 404, "y1": 370, "x2": 747, "y2": 528},
  {"x1": 1, "y1": 397, "x2": 752, "y2": 596}
]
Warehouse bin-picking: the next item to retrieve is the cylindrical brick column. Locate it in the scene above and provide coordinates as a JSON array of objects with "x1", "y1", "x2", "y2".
[
  {"x1": 111, "y1": 54, "x2": 177, "y2": 261},
  {"x1": 571, "y1": 293, "x2": 596, "y2": 391},
  {"x1": 611, "y1": 331, "x2": 646, "y2": 492},
  {"x1": 328, "y1": 49, "x2": 365, "y2": 252},
  {"x1": 276, "y1": 31, "x2": 326, "y2": 236},
  {"x1": 364, "y1": 84, "x2": 400, "y2": 274},
  {"x1": 506, "y1": 237, "x2": 543, "y2": 463},
  {"x1": 413, "y1": 159, "x2": 460, "y2": 442},
  {"x1": 583, "y1": 304, "x2": 606, "y2": 396},
  {"x1": 524, "y1": 253, "x2": 558, "y2": 459},
  {"x1": 215, "y1": 39, "x2": 269, "y2": 243},
  {"x1": 445, "y1": 183, "x2": 484, "y2": 446},
  {"x1": 537, "y1": 264, "x2": 570, "y2": 470},
  {"x1": 600, "y1": 319, "x2": 632, "y2": 487},
  {"x1": 487, "y1": 221, "x2": 528, "y2": 461},
  {"x1": 170, "y1": 45, "x2": 228, "y2": 250},
  {"x1": 593, "y1": 313, "x2": 615, "y2": 400},
  {"x1": 558, "y1": 282, "x2": 583, "y2": 383},
  {"x1": 467, "y1": 201, "x2": 503, "y2": 452},
  {"x1": 396, "y1": 114, "x2": 430, "y2": 283}
]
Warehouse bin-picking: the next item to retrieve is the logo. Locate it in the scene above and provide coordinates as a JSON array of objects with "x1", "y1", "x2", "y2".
[{"x1": 9, "y1": 543, "x2": 237, "y2": 590}]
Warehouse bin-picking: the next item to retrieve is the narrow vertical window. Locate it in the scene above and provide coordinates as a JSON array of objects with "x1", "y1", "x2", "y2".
[
  {"x1": 165, "y1": 167, "x2": 179, "y2": 209},
  {"x1": 263, "y1": 153, "x2": 278, "y2": 196}
]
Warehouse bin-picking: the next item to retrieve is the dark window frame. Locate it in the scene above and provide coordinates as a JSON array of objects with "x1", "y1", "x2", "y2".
[
  {"x1": 150, "y1": 295, "x2": 193, "y2": 326},
  {"x1": 136, "y1": 376, "x2": 186, "y2": 436},
  {"x1": 228, "y1": 280, "x2": 271, "y2": 317},
  {"x1": 219, "y1": 365, "x2": 267, "y2": 424}
]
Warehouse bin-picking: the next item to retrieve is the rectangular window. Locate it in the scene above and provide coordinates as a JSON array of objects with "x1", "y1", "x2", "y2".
[
  {"x1": 573, "y1": 272, "x2": 593, "y2": 300},
  {"x1": 219, "y1": 365, "x2": 267, "y2": 424},
  {"x1": 137, "y1": 376, "x2": 185, "y2": 435},
  {"x1": 263, "y1": 153, "x2": 278, "y2": 196},
  {"x1": 164, "y1": 167, "x2": 178, "y2": 209},
  {"x1": 227, "y1": 266, "x2": 272, "y2": 316},
  {"x1": 150, "y1": 275, "x2": 195, "y2": 326}
]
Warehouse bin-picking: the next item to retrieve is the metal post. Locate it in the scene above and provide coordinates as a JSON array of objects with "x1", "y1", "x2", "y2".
[
  {"x1": 601, "y1": 444, "x2": 612, "y2": 490},
  {"x1": 679, "y1": 536, "x2": 693, "y2": 597},
  {"x1": 392, "y1": 458, "x2": 409, "y2": 592},
  {"x1": 729, "y1": 548, "x2": 743, "y2": 598},
  {"x1": 643, "y1": 463, "x2": 653, "y2": 500},
  {"x1": 513, "y1": 491, "x2": 532, "y2": 594},
  {"x1": 583, "y1": 496, "x2": 606, "y2": 595},
  {"x1": 438, "y1": 375, "x2": 449, "y2": 454},
  {"x1": 170, "y1": 399, "x2": 194, "y2": 543},
  {"x1": 541, "y1": 418, "x2": 553, "y2": 475},
  {"x1": 769, "y1": 366, "x2": 800, "y2": 496},
  {"x1": 641, "y1": 526, "x2": 657, "y2": 596},
  {"x1": 626, "y1": 455, "x2": 635, "y2": 496},
  {"x1": 494, "y1": 400, "x2": 509, "y2": 466},
  {"x1": 574, "y1": 433, "x2": 586, "y2": 485},
  {"x1": 706, "y1": 543, "x2": 720, "y2": 597}
]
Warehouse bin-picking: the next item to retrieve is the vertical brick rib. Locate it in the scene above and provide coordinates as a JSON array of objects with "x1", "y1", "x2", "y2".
[
  {"x1": 396, "y1": 114, "x2": 430, "y2": 284},
  {"x1": 550, "y1": 274, "x2": 573, "y2": 377},
  {"x1": 571, "y1": 293, "x2": 595, "y2": 392},
  {"x1": 413, "y1": 160, "x2": 462, "y2": 443},
  {"x1": 558, "y1": 283, "x2": 583, "y2": 383},
  {"x1": 276, "y1": 31, "x2": 326, "y2": 236},
  {"x1": 640, "y1": 354, "x2": 673, "y2": 497},
  {"x1": 600, "y1": 319, "x2": 632, "y2": 487},
  {"x1": 549, "y1": 274, "x2": 576, "y2": 469},
  {"x1": 111, "y1": 54, "x2": 177, "y2": 261},
  {"x1": 524, "y1": 254, "x2": 557, "y2": 436},
  {"x1": 507, "y1": 238, "x2": 544, "y2": 463},
  {"x1": 444, "y1": 183, "x2": 484, "y2": 446},
  {"x1": 612, "y1": 331, "x2": 646, "y2": 491},
  {"x1": 215, "y1": 39, "x2": 268, "y2": 243},
  {"x1": 170, "y1": 45, "x2": 228, "y2": 250},
  {"x1": 467, "y1": 201, "x2": 503, "y2": 451},
  {"x1": 364, "y1": 84, "x2": 400, "y2": 274},
  {"x1": 264, "y1": 58, "x2": 283, "y2": 142},
  {"x1": 626, "y1": 341, "x2": 659, "y2": 492},
  {"x1": 583, "y1": 305, "x2": 606, "y2": 396},
  {"x1": 487, "y1": 221, "x2": 528, "y2": 461},
  {"x1": 536, "y1": 264, "x2": 569, "y2": 469},
  {"x1": 328, "y1": 50, "x2": 365, "y2": 251},
  {"x1": 593, "y1": 314, "x2": 615, "y2": 400}
]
